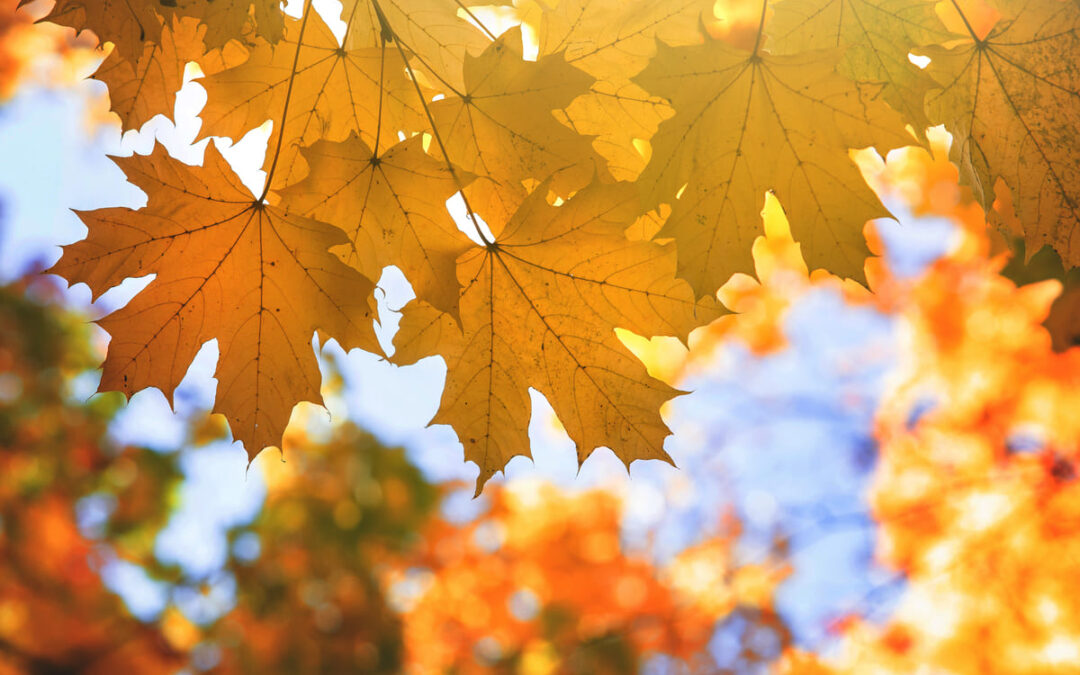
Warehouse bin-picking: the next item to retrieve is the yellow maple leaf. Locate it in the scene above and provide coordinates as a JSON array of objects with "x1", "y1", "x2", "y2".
[
  {"x1": 93, "y1": 15, "x2": 207, "y2": 130},
  {"x1": 279, "y1": 133, "x2": 473, "y2": 316},
  {"x1": 338, "y1": 0, "x2": 494, "y2": 92},
  {"x1": 636, "y1": 24, "x2": 911, "y2": 295},
  {"x1": 50, "y1": 142, "x2": 379, "y2": 459},
  {"x1": 920, "y1": 0, "x2": 1080, "y2": 265},
  {"x1": 166, "y1": 0, "x2": 284, "y2": 48},
  {"x1": 31, "y1": 0, "x2": 160, "y2": 61},
  {"x1": 196, "y1": 8, "x2": 426, "y2": 190},
  {"x1": 768, "y1": 0, "x2": 951, "y2": 137},
  {"x1": 429, "y1": 26, "x2": 605, "y2": 232},
  {"x1": 393, "y1": 182, "x2": 722, "y2": 491},
  {"x1": 528, "y1": 0, "x2": 715, "y2": 180}
]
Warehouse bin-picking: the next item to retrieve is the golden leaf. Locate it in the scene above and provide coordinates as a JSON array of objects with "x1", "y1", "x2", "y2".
[
  {"x1": 197, "y1": 9, "x2": 424, "y2": 189},
  {"x1": 279, "y1": 133, "x2": 473, "y2": 316},
  {"x1": 337, "y1": 0, "x2": 493, "y2": 91},
  {"x1": 34, "y1": 0, "x2": 161, "y2": 60},
  {"x1": 393, "y1": 182, "x2": 722, "y2": 491},
  {"x1": 531, "y1": 0, "x2": 715, "y2": 180},
  {"x1": 921, "y1": 0, "x2": 1080, "y2": 264},
  {"x1": 768, "y1": 0, "x2": 951, "y2": 135},
  {"x1": 423, "y1": 25, "x2": 609, "y2": 231},
  {"x1": 93, "y1": 15, "x2": 207, "y2": 130},
  {"x1": 50, "y1": 142, "x2": 379, "y2": 459},
  {"x1": 429, "y1": 26, "x2": 605, "y2": 231},
  {"x1": 167, "y1": 0, "x2": 284, "y2": 48},
  {"x1": 636, "y1": 31, "x2": 910, "y2": 295}
]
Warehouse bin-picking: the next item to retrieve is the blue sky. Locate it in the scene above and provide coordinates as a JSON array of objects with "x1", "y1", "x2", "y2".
[{"x1": 0, "y1": 39, "x2": 958, "y2": 662}]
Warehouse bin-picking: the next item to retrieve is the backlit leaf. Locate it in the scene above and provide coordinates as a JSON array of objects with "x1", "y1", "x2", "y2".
[
  {"x1": 51, "y1": 142, "x2": 379, "y2": 458},
  {"x1": 921, "y1": 0, "x2": 1080, "y2": 264},
  {"x1": 393, "y1": 182, "x2": 722, "y2": 491},
  {"x1": 636, "y1": 34, "x2": 910, "y2": 294}
]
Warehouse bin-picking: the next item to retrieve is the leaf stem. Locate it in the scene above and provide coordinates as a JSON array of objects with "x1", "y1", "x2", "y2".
[
  {"x1": 751, "y1": 0, "x2": 769, "y2": 56},
  {"x1": 372, "y1": 0, "x2": 492, "y2": 246},
  {"x1": 259, "y1": 0, "x2": 314, "y2": 201},
  {"x1": 372, "y1": 38, "x2": 387, "y2": 155},
  {"x1": 948, "y1": 0, "x2": 983, "y2": 43},
  {"x1": 454, "y1": 0, "x2": 498, "y2": 41}
]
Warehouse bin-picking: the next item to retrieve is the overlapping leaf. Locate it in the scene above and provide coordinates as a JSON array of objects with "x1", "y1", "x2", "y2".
[
  {"x1": 31, "y1": 0, "x2": 161, "y2": 60},
  {"x1": 165, "y1": 0, "x2": 284, "y2": 48},
  {"x1": 280, "y1": 134, "x2": 472, "y2": 316},
  {"x1": 429, "y1": 26, "x2": 605, "y2": 231},
  {"x1": 197, "y1": 10, "x2": 424, "y2": 189},
  {"x1": 921, "y1": 0, "x2": 1080, "y2": 264},
  {"x1": 768, "y1": 0, "x2": 952, "y2": 135},
  {"x1": 393, "y1": 183, "x2": 723, "y2": 490},
  {"x1": 51, "y1": 142, "x2": 379, "y2": 458},
  {"x1": 42, "y1": 0, "x2": 1080, "y2": 489},
  {"x1": 93, "y1": 15, "x2": 206, "y2": 130},
  {"x1": 636, "y1": 33, "x2": 911, "y2": 295},
  {"x1": 337, "y1": 0, "x2": 493, "y2": 91},
  {"x1": 530, "y1": 0, "x2": 715, "y2": 180}
]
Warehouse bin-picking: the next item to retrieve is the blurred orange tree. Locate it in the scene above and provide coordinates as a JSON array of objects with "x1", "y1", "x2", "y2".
[
  {"x1": 397, "y1": 484, "x2": 790, "y2": 674},
  {"x1": 663, "y1": 129, "x2": 1080, "y2": 673},
  {"x1": 0, "y1": 278, "x2": 185, "y2": 673},
  {"x1": 1, "y1": 277, "x2": 785, "y2": 674}
]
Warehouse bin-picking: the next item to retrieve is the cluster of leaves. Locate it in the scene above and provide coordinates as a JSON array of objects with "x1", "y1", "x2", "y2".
[{"x1": 30, "y1": 0, "x2": 1080, "y2": 488}]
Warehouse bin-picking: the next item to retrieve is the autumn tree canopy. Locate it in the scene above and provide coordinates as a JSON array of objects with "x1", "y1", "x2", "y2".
[
  {"x1": 18, "y1": 0, "x2": 1076, "y2": 490},
  {"x1": 7, "y1": 0, "x2": 1080, "y2": 671}
]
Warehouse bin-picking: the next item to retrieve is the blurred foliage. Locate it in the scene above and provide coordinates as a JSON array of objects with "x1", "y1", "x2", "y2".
[
  {"x1": 398, "y1": 485, "x2": 789, "y2": 674},
  {"x1": 204, "y1": 423, "x2": 439, "y2": 674},
  {"x1": 778, "y1": 186, "x2": 1080, "y2": 674},
  {"x1": 668, "y1": 123, "x2": 1080, "y2": 673},
  {"x1": 0, "y1": 277, "x2": 185, "y2": 673},
  {"x1": 0, "y1": 0, "x2": 98, "y2": 101},
  {"x1": 1, "y1": 277, "x2": 771, "y2": 673}
]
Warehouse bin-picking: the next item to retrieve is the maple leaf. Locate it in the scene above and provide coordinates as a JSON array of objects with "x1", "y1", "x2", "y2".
[
  {"x1": 635, "y1": 28, "x2": 911, "y2": 295},
  {"x1": 768, "y1": 0, "x2": 951, "y2": 136},
  {"x1": 393, "y1": 182, "x2": 722, "y2": 491},
  {"x1": 429, "y1": 26, "x2": 606, "y2": 231},
  {"x1": 920, "y1": 0, "x2": 1080, "y2": 265},
  {"x1": 336, "y1": 0, "x2": 493, "y2": 91},
  {"x1": 166, "y1": 0, "x2": 284, "y2": 48},
  {"x1": 93, "y1": 15, "x2": 206, "y2": 130},
  {"x1": 530, "y1": 0, "x2": 715, "y2": 180},
  {"x1": 197, "y1": 9, "x2": 424, "y2": 190},
  {"x1": 279, "y1": 134, "x2": 473, "y2": 317},
  {"x1": 29, "y1": 0, "x2": 161, "y2": 60},
  {"x1": 50, "y1": 142, "x2": 379, "y2": 459}
]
